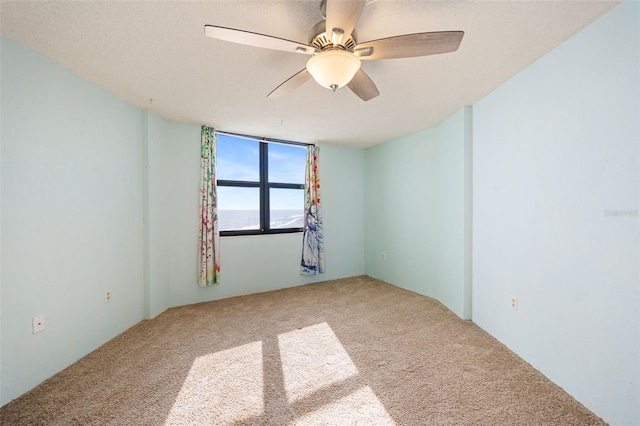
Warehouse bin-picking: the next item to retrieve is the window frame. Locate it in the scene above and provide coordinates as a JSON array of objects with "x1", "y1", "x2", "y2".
[{"x1": 216, "y1": 131, "x2": 309, "y2": 237}]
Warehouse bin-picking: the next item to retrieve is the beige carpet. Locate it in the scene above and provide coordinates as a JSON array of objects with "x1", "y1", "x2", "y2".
[{"x1": 0, "y1": 275, "x2": 606, "y2": 425}]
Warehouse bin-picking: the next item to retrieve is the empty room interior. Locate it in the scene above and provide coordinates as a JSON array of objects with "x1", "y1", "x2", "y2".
[{"x1": 1, "y1": 0, "x2": 638, "y2": 425}]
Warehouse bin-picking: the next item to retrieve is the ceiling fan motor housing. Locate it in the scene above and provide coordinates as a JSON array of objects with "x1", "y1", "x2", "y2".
[{"x1": 308, "y1": 20, "x2": 357, "y2": 52}]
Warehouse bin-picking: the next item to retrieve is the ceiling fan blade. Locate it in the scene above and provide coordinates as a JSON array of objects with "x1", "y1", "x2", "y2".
[
  {"x1": 204, "y1": 25, "x2": 316, "y2": 55},
  {"x1": 325, "y1": 0, "x2": 365, "y2": 42},
  {"x1": 267, "y1": 69, "x2": 312, "y2": 98},
  {"x1": 347, "y1": 69, "x2": 379, "y2": 101},
  {"x1": 355, "y1": 31, "x2": 464, "y2": 60}
]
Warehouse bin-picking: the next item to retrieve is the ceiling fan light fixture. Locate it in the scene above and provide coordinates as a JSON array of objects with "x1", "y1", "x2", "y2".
[{"x1": 306, "y1": 49, "x2": 361, "y2": 91}]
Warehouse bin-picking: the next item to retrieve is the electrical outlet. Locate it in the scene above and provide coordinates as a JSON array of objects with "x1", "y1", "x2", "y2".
[
  {"x1": 511, "y1": 296, "x2": 518, "y2": 311},
  {"x1": 381, "y1": 252, "x2": 387, "y2": 261},
  {"x1": 105, "y1": 290, "x2": 112, "y2": 303},
  {"x1": 33, "y1": 315, "x2": 45, "y2": 333}
]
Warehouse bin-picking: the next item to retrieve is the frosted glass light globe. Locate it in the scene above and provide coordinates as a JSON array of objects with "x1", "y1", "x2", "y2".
[{"x1": 306, "y1": 50, "x2": 361, "y2": 91}]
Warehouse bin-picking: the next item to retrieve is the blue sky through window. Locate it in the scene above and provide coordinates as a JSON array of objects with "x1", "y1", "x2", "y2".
[
  {"x1": 217, "y1": 134, "x2": 306, "y2": 211},
  {"x1": 216, "y1": 134, "x2": 259, "y2": 182},
  {"x1": 268, "y1": 142, "x2": 306, "y2": 184}
]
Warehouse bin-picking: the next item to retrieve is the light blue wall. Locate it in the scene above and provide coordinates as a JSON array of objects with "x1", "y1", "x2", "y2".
[
  {"x1": 472, "y1": 2, "x2": 639, "y2": 424},
  {"x1": 319, "y1": 143, "x2": 366, "y2": 277},
  {"x1": 436, "y1": 107, "x2": 473, "y2": 318},
  {"x1": 1, "y1": 37, "x2": 145, "y2": 404},
  {"x1": 142, "y1": 111, "x2": 172, "y2": 318},
  {"x1": 364, "y1": 108, "x2": 472, "y2": 319},
  {"x1": 364, "y1": 127, "x2": 440, "y2": 295}
]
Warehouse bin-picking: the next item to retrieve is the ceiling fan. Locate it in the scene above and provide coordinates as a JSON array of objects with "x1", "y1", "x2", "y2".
[{"x1": 204, "y1": 0, "x2": 464, "y2": 101}]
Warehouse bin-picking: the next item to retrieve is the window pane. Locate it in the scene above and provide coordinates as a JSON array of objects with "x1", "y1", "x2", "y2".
[
  {"x1": 217, "y1": 134, "x2": 259, "y2": 181},
  {"x1": 270, "y1": 188, "x2": 304, "y2": 229},
  {"x1": 268, "y1": 143, "x2": 306, "y2": 184},
  {"x1": 218, "y1": 186, "x2": 260, "y2": 231}
]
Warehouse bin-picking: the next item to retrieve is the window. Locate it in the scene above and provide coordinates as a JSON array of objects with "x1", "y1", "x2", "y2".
[{"x1": 216, "y1": 132, "x2": 307, "y2": 236}]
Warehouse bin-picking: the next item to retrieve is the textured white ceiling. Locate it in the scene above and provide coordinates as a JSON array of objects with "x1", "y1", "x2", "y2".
[{"x1": 0, "y1": 0, "x2": 620, "y2": 147}]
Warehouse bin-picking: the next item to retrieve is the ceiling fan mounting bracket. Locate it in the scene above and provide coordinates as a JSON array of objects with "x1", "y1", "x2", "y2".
[{"x1": 308, "y1": 20, "x2": 357, "y2": 52}]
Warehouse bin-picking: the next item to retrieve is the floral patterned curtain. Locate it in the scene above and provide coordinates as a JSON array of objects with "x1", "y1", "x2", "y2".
[
  {"x1": 198, "y1": 126, "x2": 220, "y2": 287},
  {"x1": 301, "y1": 145, "x2": 325, "y2": 275}
]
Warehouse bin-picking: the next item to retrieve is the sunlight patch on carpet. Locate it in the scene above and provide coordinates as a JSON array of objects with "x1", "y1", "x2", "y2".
[
  {"x1": 165, "y1": 341, "x2": 264, "y2": 425},
  {"x1": 291, "y1": 386, "x2": 396, "y2": 425},
  {"x1": 278, "y1": 322, "x2": 360, "y2": 403}
]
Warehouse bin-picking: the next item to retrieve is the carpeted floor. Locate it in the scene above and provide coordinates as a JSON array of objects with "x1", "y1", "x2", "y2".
[{"x1": 0, "y1": 275, "x2": 606, "y2": 425}]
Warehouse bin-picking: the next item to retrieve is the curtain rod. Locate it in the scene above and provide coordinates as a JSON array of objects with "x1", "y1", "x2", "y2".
[{"x1": 214, "y1": 129, "x2": 315, "y2": 147}]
